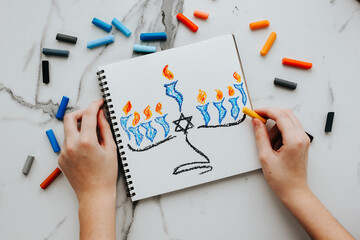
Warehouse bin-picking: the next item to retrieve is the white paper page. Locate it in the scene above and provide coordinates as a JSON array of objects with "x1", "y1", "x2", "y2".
[{"x1": 99, "y1": 34, "x2": 260, "y2": 201}]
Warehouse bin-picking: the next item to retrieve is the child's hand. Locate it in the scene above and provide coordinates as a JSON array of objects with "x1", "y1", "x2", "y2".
[
  {"x1": 58, "y1": 99, "x2": 117, "y2": 202},
  {"x1": 251, "y1": 108, "x2": 310, "y2": 202}
]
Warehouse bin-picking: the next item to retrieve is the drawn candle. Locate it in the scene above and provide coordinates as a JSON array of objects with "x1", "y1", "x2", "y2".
[
  {"x1": 227, "y1": 86, "x2": 240, "y2": 120},
  {"x1": 162, "y1": 65, "x2": 184, "y2": 112},
  {"x1": 233, "y1": 82, "x2": 247, "y2": 106},
  {"x1": 154, "y1": 102, "x2": 170, "y2": 137},
  {"x1": 128, "y1": 111, "x2": 144, "y2": 146},
  {"x1": 196, "y1": 89, "x2": 210, "y2": 126},
  {"x1": 140, "y1": 106, "x2": 157, "y2": 142},
  {"x1": 120, "y1": 101, "x2": 132, "y2": 140},
  {"x1": 232, "y1": 71, "x2": 247, "y2": 106},
  {"x1": 213, "y1": 89, "x2": 227, "y2": 124}
]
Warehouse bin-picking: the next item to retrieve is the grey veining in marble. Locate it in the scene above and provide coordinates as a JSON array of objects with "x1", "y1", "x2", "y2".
[
  {"x1": 43, "y1": 216, "x2": 67, "y2": 240},
  {"x1": 339, "y1": 6, "x2": 360, "y2": 32}
]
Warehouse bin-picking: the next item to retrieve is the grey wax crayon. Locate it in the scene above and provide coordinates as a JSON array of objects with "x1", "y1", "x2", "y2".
[
  {"x1": 42, "y1": 48, "x2": 69, "y2": 57},
  {"x1": 42, "y1": 60, "x2": 49, "y2": 84},
  {"x1": 325, "y1": 112, "x2": 335, "y2": 132},
  {"x1": 22, "y1": 155, "x2": 34, "y2": 175},
  {"x1": 274, "y1": 77, "x2": 297, "y2": 90},
  {"x1": 56, "y1": 33, "x2": 77, "y2": 44}
]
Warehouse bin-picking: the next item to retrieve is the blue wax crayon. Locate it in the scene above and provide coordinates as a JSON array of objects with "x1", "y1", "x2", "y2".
[
  {"x1": 112, "y1": 18, "x2": 131, "y2": 37},
  {"x1": 56, "y1": 96, "x2": 69, "y2": 120},
  {"x1": 140, "y1": 32, "x2": 167, "y2": 41},
  {"x1": 133, "y1": 44, "x2": 156, "y2": 53},
  {"x1": 92, "y1": 17, "x2": 112, "y2": 32},
  {"x1": 46, "y1": 129, "x2": 60, "y2": 153},
  {"x1": 87, "y1": 35, "x2": 114, "y2": 49}
]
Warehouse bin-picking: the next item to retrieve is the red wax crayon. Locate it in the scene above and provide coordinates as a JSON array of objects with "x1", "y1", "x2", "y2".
[
  {"x1": 176, "y1": 13, "x2": 199, "y2": 32},
  {"x1": 282, "y1": 58, "x2": 312, "y2": 69},
  {"x1": 40, "y1": 167, "x2": 62, "y2": 189}
]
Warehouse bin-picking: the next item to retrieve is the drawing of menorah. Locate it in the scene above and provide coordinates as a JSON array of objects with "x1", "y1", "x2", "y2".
[{"x1": 119, "y1": 65, "x2": 247, "y2": 175}]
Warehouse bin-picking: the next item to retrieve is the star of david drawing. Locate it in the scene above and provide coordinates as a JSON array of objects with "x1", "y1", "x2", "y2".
[{"x1": 173, "y1": 113, "x2": 194, "y2": 134}]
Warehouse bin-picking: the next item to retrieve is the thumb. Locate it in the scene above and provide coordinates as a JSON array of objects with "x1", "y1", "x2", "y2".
[
  {"x1": 252, "y1": 118, "x2": 272, "y2": 161},
  {"x1": 97, "y1": 109, "x2": 115, "y2": 147}
]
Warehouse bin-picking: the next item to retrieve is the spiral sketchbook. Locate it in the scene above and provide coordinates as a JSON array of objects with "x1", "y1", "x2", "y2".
[{"x1": 97, "y1": 34, "x2": 261, "y2": 201}]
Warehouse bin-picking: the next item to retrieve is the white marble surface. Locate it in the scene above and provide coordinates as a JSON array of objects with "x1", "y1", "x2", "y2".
[{"x1": 1, "y1": 0, "x2": 360, "y2": 239}]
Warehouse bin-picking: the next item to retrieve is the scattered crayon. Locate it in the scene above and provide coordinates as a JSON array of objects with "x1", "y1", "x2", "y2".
[
  {"x1": 112, "y1": 18, "x2": 131, "y2": 37},
  {"x1": 40, "y1": 167, "x2": 62, "y2": 189},
  {"x1": 56, "y1": 96, "x2": 69, "y2": 120},
  {"x1": 22, "y1": 155, "x2": 34, "y2": 175},
  {"x1": 193, "y1": 10, "x2": 209, "y2": 19},
  {"x1": 133, "y1": 44, "x2": 156, "y2": 53},
  {"x1": 242, "y1": 107, "x2": 267, "y2": 124},
  {"x1": 92, "y1": 17, "x2": 112, "y2": 32},
  {"x1": 325, "y1": 112, "x2": 335, "y2": 132},
  {"x1": 249, "y1": 20, "x2": 270, "y2": 30},
  {"x1": 46, "y1": 129, "x2": 60, "y2": 153},
  {"x1": 42, "y1": 60, "x2": 50, "y2": 84},
  {"x1": 260, "y1": 32, "x2": 276, "y2": 56},
  {"x1": 282, "y1": 58, "x2": 312, "y2": 69},
  {"x1": 87, "y1": 35, "x2": 114, "y2": 49},
  {"x1": 42, "y1": 48, "x2": 69, "y2": 57},
  {"x1": 140, "y1": 32, "x2": 167, "y2": 41},
  {"x1": 56, "y1": 33, "x2": 77, "y2": 44},
  {"x1": 274, "y1": 77, "x2": 297, "y2": 90},
  {"x1": 176, "y1": 13, "x2": 199, "y2": 32}
]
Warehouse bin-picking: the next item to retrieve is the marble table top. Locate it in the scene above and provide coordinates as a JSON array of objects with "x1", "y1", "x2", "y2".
[{"x1": 1, "y1": 0, "x2": 359, "y2": 239}]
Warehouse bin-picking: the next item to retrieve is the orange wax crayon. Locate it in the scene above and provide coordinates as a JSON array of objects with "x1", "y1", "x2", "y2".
[
  {"x1": 282, "y1": 58, "x2": 312, "y2": 69},
  {"x1": 177, "y1": 13, "x2": 199, "y2": 32},
  {"x1": 260, "y1": 32, "x2": 276, "y2": 56},
  {"x1": 193, "y1": 10, "x2": 209, "y2": 19},
  {"x1": 40, "y1": 167, "x2": 62, "y2": 189},
  {"x1": 249, "y1": 20, "x2": 270, "y2": 30},
  {"x1": 242, "y1": 107, "x2": 267, "y2": 124}
]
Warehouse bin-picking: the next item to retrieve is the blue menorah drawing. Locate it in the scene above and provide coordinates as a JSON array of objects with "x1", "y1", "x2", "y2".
[{"x1": 120, "y1": 66, "x2": 248, "y2": 175}]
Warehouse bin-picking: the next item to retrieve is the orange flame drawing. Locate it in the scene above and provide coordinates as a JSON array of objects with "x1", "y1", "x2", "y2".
[
  {"x1": 132, "y1": 112, "x2": 140, "y2": 126},
  {"x1": 155, "y1": 102, "x2": 163, "y2": 115},
  {"x1": 215, "y1": 89, "x2": 223, "y2": 101},
  {"x1": 143, "y1": 106, "x2": 152, "y2": 120},
  {"x1": 233, "y1": 71, "x2": 241, "y2": 82},
  {"x1": 162, "y1": 65, "x2": 174, "y2": 80},
  {"x1": 197, "y1": 89, "x2": 207, "y2": 104},
  {"x1": 123, "y1": 101, "x2": 132, "y2": 115},
  {"x1": 228, "y1": 86, "x2": 235, "y2": 96}
]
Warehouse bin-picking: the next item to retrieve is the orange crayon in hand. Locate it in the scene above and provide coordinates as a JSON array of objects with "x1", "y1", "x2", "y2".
[{"x1": 242, "y1": 107, "x2": 267, "y2": 124}]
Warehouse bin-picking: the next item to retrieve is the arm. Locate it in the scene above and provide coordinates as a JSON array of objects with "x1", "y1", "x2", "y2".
[
  {"x1": 252, "y1": 108, "x2": 354, "y2": 240},
  {"x1": 58, "y1": 99, "x2": 118, "y2": 240}
]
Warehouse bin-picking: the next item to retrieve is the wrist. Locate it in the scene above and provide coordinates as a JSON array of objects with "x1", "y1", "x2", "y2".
[
  {"x1": 77, "y1": 187, "x2": 117, "y2": 206},
  {"x1": 279, "y1": 184, "x2": 313, "y2": 208},
  {"x1": 78, "y1": 187, "x2": 117, "y2": 240}
]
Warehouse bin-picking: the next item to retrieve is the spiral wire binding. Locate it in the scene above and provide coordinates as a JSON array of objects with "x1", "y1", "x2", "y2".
[{"x1": 97, "y1": 70, "x2": 136, "y2": 198}]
